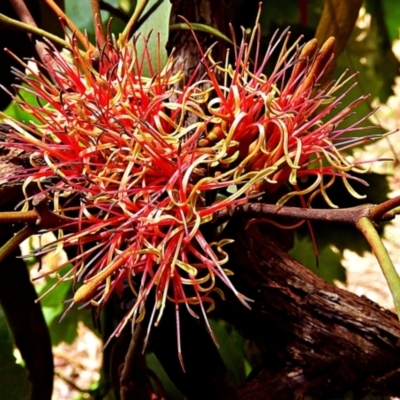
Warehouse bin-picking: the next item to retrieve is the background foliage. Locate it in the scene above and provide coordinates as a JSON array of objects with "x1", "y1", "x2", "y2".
[{"x1": 0, "y1": 0, "x2": 399, "y2": 399}]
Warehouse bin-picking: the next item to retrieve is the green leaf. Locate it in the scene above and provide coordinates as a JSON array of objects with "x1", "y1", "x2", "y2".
[
  {"x1": 119, "y1": 0, "x2": 136, "y2": 14},
  {"x1": 37, "y1": 276, "x2": 73, "y2": 326},
  {"x1": 146, "y1": 352, "x2": 182, "y2": 399},
  {"x1": 0, "y1": 307, "x2": 31, "y2": 400},
  {"x1": 48, "y1": 305, "x2": 94, "y2": 345},
  {"x1": 65, "y1": 0, "x2": 120, "y2": 36},
  {"x1": 289, "y1": 234, "x2": 346, "y2": 284},
  {"x1": 134, "y1": 0, "x2": 172, "y2": 77},
  {"x1": 64, "y1": 0, "x2": 94, "y2": 35},
  {"x1": 3, "y1": 86, "x2": 41, "y2": 124},
  {"x1": 36, "y1": 276, "x2": 95, "y2": 345},
  {"x1": 357, "y1": 217, "x2": 400, "y2": 322},
  {"x1": 259, "y1": 0, "x2": 300, "y2": 35},
  {"x1": 210, "y1": 319, "x2": 247, "y2": 386},
  {"x1": 380, "y1": 0, "x2": 400, "y2": 42}
]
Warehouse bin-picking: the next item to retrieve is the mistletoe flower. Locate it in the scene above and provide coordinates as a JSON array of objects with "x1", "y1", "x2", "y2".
[
  {"x1": 0, "y1": 21, "x2": 377, "y2": 356},
  {"x1": 197, "y1": 28, "x2": 376, "y2": 208}
]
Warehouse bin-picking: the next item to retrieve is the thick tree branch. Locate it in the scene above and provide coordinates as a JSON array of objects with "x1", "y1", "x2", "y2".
[{"x1": 215, "y1": 221, "x2": 400, "y2": 399}]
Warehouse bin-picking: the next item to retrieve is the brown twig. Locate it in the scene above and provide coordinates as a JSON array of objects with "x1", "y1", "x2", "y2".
[
  {"x1": 31, "y1": 194, "x2": 83, "y2": 230},
  {"x1": 369, "y1": 196, "x2": 400, "y2": 223},
  {"x1": 8, "y1": 0, "x2": 52, "y2": 65},
  {"x1": 218, "y1": 199, "x2": 400, "y2": 322},
  {"x1": 44, "y1": 0, "x2": 95, "y2": 51},
  {"x1": 8, "y1": 0, "x2": 36, "y2": 28},
  {"x1": 213, "y1": 198, "x2": 400, "y2": 228},
  {"x1": 213, "y1": 202, "x2": 373, "y2": 225},
  {"x1": 0, "y1": 194, "x2": 89, "y2": 265},
  {"x1": 119, "y1": 324, "x2": 150, "y2": 400},
  {"x1": 0, "y1": 196, "x2": 397, "y2": 269},
  {"x1": 0, "y1": 194, "x2": 84, "y2": 230},
  {"x1": 90, "y1": 0, "x2": 106, "y2": 47}
]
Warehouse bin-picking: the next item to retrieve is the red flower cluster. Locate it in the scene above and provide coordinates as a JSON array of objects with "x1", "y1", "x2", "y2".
[{"x1": 0, "y1": 21, "x2": 374, "y2": 351}]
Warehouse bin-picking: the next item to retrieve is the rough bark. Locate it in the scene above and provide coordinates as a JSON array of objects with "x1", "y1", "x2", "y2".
[
  {"x1": 169, "y1": 0, "x2": 231, "y2": 82},
  {"x1": 216, "y1": 219, "x2": 400, "y2": 399}
]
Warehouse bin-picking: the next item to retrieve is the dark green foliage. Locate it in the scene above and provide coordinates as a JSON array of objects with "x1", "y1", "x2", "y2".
[{"x1": 0, "y1": 308, "x2": 31, "y2": 400}]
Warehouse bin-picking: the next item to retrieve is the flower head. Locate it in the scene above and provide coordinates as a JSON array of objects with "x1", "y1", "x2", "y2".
[{"x1": 0, "y1": 18, "x2": 376, "y2": 355}]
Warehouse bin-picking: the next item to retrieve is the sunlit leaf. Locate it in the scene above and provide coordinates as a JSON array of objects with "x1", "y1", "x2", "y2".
[
  {"x1": 289, "y1": 234, "x2": 346, "y2": 284},
  {"x1": 37, "y1": 277, "x2": 73, "y2": 326},
  {"x1": 36, "y1": 276, "x2": 95, "y2": 345},
  {"x1": 48, "y1": 305, "x2": 94, "y2": 345},
  {"x1": 134, "y1": 0, "x2": 171, "y2": 77},
  {"x1": 65, "y1": 0, "x2": 120, "y2": 35}
]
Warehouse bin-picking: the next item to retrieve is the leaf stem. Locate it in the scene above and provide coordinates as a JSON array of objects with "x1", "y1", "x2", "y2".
[
  {"x1": 356, "y1": 216, "x2": 400, "y2": 320},
  {"x1": 118, "y1": 0, "x2": 148, "y2": 47},
  {"x1": 0, "y1": 14, "x2": 71, "y2": 49}
]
